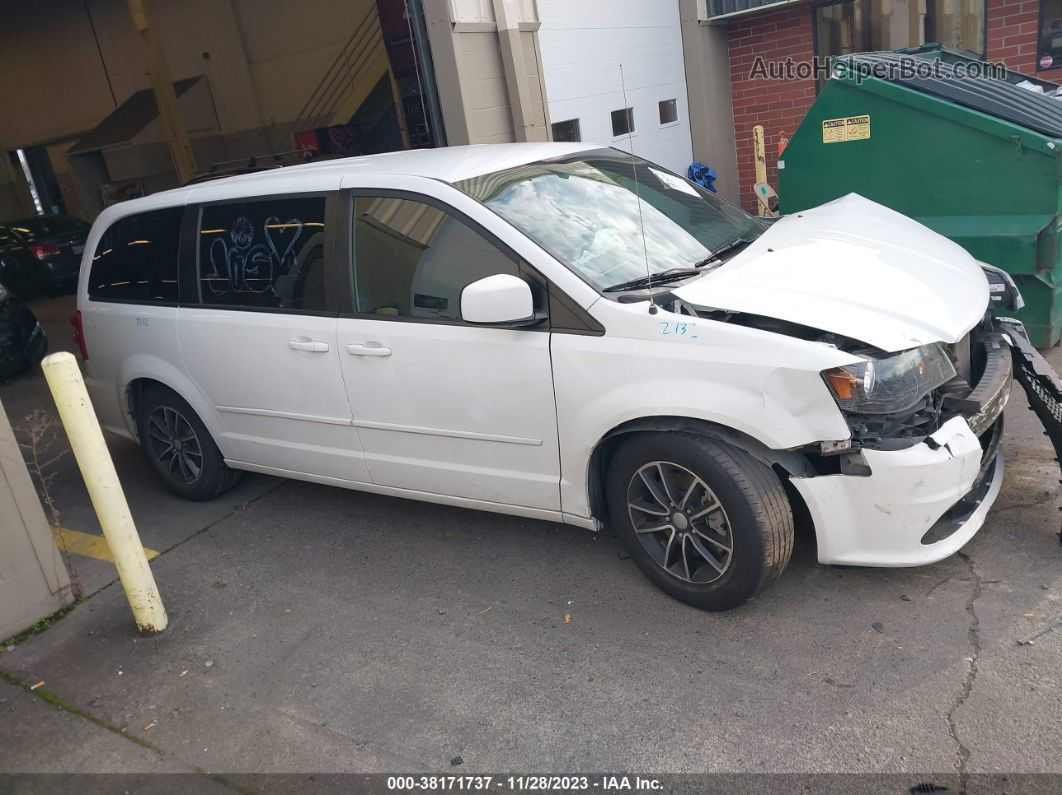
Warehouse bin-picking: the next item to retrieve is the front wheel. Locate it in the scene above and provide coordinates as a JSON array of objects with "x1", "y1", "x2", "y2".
[
  {"x1": 136, "y1": 387, "x2": 241, "y2": 501},
  {"x1": 606, "y1": 433, "x2": 794, "y2": 611}
]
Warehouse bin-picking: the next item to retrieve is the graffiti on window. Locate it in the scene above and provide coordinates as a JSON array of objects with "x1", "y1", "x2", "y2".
[
  {"x1": 205, "y1": 215, "x2": 305, "y2": 295},
  {"x1": 198, "y1": 197, "x2": 327, "y2": 311}
]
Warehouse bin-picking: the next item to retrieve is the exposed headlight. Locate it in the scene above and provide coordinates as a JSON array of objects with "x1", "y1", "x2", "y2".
[{"x1": 822, "y1": 343, "x2": 956, "y2": 414}]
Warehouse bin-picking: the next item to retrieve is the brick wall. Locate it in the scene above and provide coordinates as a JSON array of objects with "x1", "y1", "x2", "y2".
[
  {"x1": 728, "y1": 8, "x2": 816, "y2": 213},
  {"x1": 986, "y1": 0, "x2": 1051, "y2": 76},
  {"x1": 725, "y1": 1, "x2": 1058, "y2": 214}
]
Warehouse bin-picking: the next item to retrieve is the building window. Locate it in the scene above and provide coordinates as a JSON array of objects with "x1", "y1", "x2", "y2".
[
  {"x1": 814, "y1": 1, "x2": 872, "y2": 57},
  {"x1": 659, "y1": 99, "x2": 678, "y2": 125},
  {"x1": 1039, "y1": 0, "x2": 1062, "y2": 70},
  {"x1": 924, "y1": 0, "x2": 985, "y2": 57},
  {"x1": 552, "y1": 118, "x2": 581, "y2": 142},
  {"x1": 611, "y1": 107, "x2": 635, "y2": 137},
  {"x1": 814, "y1": 0, "x2": 985, "y2": 63}
]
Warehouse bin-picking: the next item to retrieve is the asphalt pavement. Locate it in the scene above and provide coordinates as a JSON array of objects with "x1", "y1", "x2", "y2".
[{"x1": 0, "y1": 296, "x2": 1059, "y2": 786}]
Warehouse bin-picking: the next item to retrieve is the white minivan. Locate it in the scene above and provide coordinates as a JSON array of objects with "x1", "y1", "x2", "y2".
[{"x1": 76, "y1": 143, "x2": 1037, "y2": 610}]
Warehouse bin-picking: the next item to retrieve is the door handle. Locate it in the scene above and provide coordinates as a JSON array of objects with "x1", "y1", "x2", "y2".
[
  {"x1": 288, "y1": 338, "x2": 329, "y2": 353},
  {"x1": 346, "y1": 343, "x2": 392, "y2": 357}
]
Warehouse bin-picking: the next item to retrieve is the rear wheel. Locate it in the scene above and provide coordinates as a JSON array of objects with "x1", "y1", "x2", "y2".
[
  {"x1": 606, "y1": 432, "x2": 793, "y2": 611},
  {"x1": 136, "y1": 387, "x2": 240, "y2": 501}
]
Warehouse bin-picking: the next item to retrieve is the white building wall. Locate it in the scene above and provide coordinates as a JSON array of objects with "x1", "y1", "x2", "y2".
[{"x1": 536, "y1": 0, "x2": 694, "y2": 174}]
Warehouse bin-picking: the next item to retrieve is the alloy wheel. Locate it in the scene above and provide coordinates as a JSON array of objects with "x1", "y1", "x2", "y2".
[
  {"x1": 146, "y1": 406, "x2": 204, "y2": 485},
  {"x1": 626, "y1": 461, "x2": 734, "y2": 583}
]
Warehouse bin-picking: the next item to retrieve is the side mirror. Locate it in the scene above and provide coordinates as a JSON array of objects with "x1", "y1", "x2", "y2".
[{"x1": 461, "y1": 274, "x2": 535, "y2": 325}]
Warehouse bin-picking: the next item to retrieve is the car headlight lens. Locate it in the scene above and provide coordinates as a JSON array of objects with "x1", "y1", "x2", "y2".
[{"x1": 822, "y1": 343, "x2": 956, "y2": 414}]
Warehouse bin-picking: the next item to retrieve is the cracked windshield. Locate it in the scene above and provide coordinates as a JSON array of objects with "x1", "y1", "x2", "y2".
[{"x1": 455, "y1": 149, "x2": 764, "y2": 289}]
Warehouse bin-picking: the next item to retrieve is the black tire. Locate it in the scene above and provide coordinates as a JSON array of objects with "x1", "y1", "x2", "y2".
[
  {"x1": 136, "y1": 386, "x2": 241, "y2": 501},
  {"x1": 606, "y1": 432, "x2": 794, "y2": 611}
]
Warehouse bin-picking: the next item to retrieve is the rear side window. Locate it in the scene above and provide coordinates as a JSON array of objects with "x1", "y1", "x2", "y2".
[
  {"x1": 88, "y1": 208, "x2": 182, "y2": 303},
  {"x1": 197, "y1": 196, "x2": 328, "y2": 312}
]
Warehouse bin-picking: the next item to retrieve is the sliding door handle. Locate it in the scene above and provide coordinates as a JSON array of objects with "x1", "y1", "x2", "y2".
[
  {"x1": 288, "y1": 338, "x2": 329, "y2": 353},
  {"x1": 346, "y1": 343, "x2": 392, "y2": 357}
]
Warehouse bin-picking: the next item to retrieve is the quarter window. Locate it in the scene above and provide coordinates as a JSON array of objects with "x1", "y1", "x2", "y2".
[
  {"x1": 198, "y1": 196, "x2": 328, "y2": 311},
  {"x1": 88, "y1": 207, "x2": 182, "y2": 302},
  {"x1": 351, "y1": 196, "x2": 522, "y2": 321}
]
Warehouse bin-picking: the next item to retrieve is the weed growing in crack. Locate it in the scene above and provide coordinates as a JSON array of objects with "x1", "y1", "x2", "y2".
[{"x1": 14, "y1": 407, "x2": 79, "y2": 593}]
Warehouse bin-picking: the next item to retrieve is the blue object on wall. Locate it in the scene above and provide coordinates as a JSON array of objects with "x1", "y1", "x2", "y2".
[{"x1": 687, "y1": 162, "x2": 717, "y2": 193}]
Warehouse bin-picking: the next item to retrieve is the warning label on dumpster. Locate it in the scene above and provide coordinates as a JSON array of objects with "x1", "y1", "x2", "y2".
[{"x1": 822, "y1": 115, "x2": 871, "y2": 143}]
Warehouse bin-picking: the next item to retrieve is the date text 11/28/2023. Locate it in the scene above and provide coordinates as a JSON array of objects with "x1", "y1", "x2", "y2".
[{"x1": 386, "y1": 775, "x2": 664, "y2": 791}]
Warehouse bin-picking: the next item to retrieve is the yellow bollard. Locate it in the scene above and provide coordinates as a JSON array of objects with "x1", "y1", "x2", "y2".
[{"x1": 41, "y1": 352, "x2": 167, "y2": 633}]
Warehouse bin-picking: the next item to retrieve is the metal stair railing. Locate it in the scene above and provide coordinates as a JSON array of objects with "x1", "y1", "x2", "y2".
[{"x1": 289, "y1": 5, "x2": 385, "y2": 136}]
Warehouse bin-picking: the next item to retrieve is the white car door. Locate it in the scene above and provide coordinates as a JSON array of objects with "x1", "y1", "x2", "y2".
[
  {"x1": 335, "y1": 191, "x2": 561, "y2": 511},
  {"x1": 177, "y1": 191, "x2": 372, "y2": 484}
]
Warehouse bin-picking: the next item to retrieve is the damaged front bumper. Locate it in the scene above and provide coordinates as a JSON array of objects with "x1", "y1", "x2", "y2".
[
  {"x1": 792, "y1": 315, "x2": 1062, "y2": 565},
  {"x1": 791, "y1": 416, "x2": 1003, "y2": 566}
]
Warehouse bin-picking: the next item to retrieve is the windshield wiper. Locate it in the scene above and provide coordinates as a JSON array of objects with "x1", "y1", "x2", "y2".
[
  {"x1": 602, "y1": 267, "x2": 704, "y2": 293},
  {"x1": 602, "y1": 235, "x2": 759, "y2": 293},
  {"x1": 692, "y1": 236, "x2": 756, "y2": 269}
]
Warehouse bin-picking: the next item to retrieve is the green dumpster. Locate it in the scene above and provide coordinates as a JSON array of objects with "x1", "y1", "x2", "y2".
[{"x1": 778, "y1": 44, "x2": 1062, "y2": 347}]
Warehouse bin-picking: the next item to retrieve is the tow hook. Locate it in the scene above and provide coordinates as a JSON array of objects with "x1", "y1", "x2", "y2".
[{"x1": 1001, "y1": 319, "x2": 1062, "y2": 545}]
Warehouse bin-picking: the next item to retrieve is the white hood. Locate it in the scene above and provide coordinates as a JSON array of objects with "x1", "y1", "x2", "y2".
[{"x1": 673, "y1": 194, "x2": 989, "y2": 353}]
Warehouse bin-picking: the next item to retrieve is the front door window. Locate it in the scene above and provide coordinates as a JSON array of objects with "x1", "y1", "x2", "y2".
[{"x1": 351, "y1": 196, "x2": 525, "y2": 321}]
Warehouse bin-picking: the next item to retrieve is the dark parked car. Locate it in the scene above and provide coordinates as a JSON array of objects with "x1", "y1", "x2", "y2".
[
  {"x1": 0, "y1": 215, "x2": 89, "y2": 298},
  {"x1": 0, "y1": 282, "x2": 47, "y2": 380}
]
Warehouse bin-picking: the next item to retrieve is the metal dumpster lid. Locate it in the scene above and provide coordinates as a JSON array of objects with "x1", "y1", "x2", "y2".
[{"x1": 837, "y1": 51, "x2": 1062, "y2": 139}]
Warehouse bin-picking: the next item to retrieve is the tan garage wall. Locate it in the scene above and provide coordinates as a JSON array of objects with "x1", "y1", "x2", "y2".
[
  {"x1": 678, "y1": 0, "x2": 739, "y2": 202},
  {"x1": 424, "y1": 0, "x2": 550, "y2": 145},
  {"x1": 0, "y1": 401, "x2": 75, "y2": 641}
]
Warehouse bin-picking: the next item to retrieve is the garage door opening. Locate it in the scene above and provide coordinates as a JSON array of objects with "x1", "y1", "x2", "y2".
[
  {"x1": 62, "y1": 0, "x2": 446, "y2": 218},
  {"x1": 288, "y1": 0, "x2": 445, "y2": 160},
  {"x1": 12, "y1": 147, "x2": 64, "y2": 217}
]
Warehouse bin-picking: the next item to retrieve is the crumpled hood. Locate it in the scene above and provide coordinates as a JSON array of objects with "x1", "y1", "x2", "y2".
[{"x1": 673, "y1": 194, "x2": 989, "y2": 352}]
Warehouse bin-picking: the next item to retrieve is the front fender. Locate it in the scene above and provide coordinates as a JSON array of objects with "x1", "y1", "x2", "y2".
[{"x1": 552, "y1": 320, "x2": 854, "y2": 519}]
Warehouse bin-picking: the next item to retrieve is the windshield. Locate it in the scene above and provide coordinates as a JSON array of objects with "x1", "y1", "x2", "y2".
[{"x1": 453, "y1": 148, "x2": 764, "y2": 290}]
